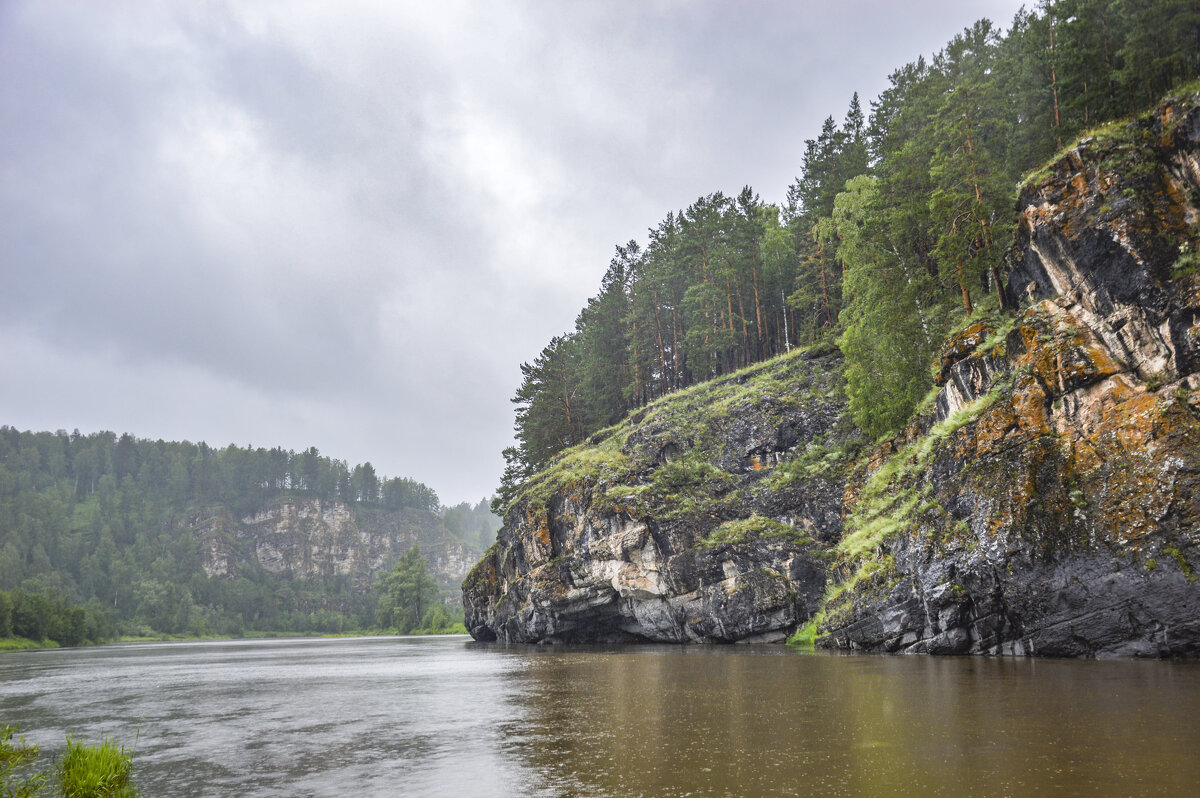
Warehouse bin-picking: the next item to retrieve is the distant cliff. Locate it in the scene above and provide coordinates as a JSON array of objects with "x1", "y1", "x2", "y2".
[
  {"x1": 464, "y1": 89, "x2": 1200, "y2": 656},
  {"x1": 191, "y1": 498, "x2": 480, "y2": 596}
]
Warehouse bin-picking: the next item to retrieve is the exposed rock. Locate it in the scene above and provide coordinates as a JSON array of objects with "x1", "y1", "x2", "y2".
[
  {"x1": 1006, "y1": 93, "x2": 1200, "y2": 382},
  {"x1": 464, "y1": 351, "x2": 852, "y2": 643},
  {"x1": 820, "y1": 90, "x2": 1200, "y2": 658},
  {"x1": 189, "y1": 498, "x2": 480, "y2": 596}
]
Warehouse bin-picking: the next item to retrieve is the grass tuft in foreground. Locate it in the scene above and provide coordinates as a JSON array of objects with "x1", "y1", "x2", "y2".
[
  {"x1": 58, "y1": 737, "x2": 136, "y2": 798},
  {"x1": 1, "y1": 725, "x2": 46, "y2": 798}
]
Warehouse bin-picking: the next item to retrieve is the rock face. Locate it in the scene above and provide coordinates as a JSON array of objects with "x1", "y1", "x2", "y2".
[
  {"x1": 466, "y1": 90, "x2": 1200, "y2": 656},
  {"x1": 819, "y1": 90, "x2": 1200, "y2": 657},
  {"x1": 464, "y1": 350, "x2": 852, "y2": 643},
  {"x1": 190, "y1": 499, "x2": 479, "y2": 595}
]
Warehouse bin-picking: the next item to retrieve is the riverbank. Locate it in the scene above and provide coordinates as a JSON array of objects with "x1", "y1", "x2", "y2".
[
  {"x1": 0, "y1": 637, "x2": 58, "y2": 652},
  {"x1": 0, "y1": 624, "x2": 470, "y2": 653}
]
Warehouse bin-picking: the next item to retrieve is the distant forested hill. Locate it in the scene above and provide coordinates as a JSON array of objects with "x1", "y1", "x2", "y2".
[{"x1": 0, "y1": 426, "x2": 498, "y2": 638}]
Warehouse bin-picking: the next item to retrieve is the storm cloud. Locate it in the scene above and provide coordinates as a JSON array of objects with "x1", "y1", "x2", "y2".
[{"x1": 0, "y1": 1, "x2": 1025, "y2": 503}]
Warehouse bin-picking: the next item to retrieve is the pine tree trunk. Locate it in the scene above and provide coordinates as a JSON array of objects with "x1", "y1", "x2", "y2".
[
  {"x1": 751, "y1": 264, "x2": 764, "y2": 355},
  {"x1": 1047, "y1": 0, "x2": 1063, "y2": 149}
]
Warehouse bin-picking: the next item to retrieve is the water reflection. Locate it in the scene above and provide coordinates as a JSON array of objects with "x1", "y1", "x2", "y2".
[
  {"x1": 502, "y1": 646, "x2": 1200, "y2": 797},
  {"x1": 0, "y1": 639, "x2": 1198, "y2": 796}
]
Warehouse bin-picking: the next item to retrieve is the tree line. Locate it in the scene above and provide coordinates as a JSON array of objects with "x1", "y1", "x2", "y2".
[
  {"x1": 498, "y1": 0, "x2": 1200, "y2": 505},
  {"x1": 1, "y1": 426, "x2": 440, "y2": 515}
]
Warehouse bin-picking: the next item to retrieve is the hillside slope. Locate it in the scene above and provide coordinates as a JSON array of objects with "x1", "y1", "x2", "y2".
[
  {"x1": 0, "y1": 429, "x2": 487, "y2": 635},
  {"x1": 465, "y1": 88, "x2": 1200, "y2": 655}
]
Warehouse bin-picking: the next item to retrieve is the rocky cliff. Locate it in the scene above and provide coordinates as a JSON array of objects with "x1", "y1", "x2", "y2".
[
  {"x1": 815, "y1": 88, "x2": 1200, "y2": 657},
  {"x1": 191, "y1": 498, "x2": 480, "y2": 596},
  {"x1": 465, "y1": 89, "x2": 1200, "y2": 655},
  {"x1": 464, "y1": 347, "x2": 855, "y2": 643}
]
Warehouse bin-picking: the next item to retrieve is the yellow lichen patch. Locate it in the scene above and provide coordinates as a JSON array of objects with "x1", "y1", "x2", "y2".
[
  {"x1": 1010, "y1": 374, "x2": 1051, "y2": 434},
  {"x1": 1017, "y1": 324, "x2": 1042, "y2": 353},
  {"x1": 1112, "y1": 393, "x2": 1165, "y2": 452},
  {"x1": 971, "y1": 399, "x2": 1019, "y2": 453},
  {"x1": 935, "y1": 321, "x2": 994, "y2": 384},
  {"x1": 1064, "y1": 426, "x2": 1104, "y2": 474}
]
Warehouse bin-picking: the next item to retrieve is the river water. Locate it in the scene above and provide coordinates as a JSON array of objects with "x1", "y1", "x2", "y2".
[{"x1": 1, "y1": 636, "x2": 1198, "y2": 797}]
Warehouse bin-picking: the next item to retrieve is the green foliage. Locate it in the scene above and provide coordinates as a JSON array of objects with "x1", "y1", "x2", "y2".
[
  {"x1": 0, "y1": 590, "x2": 109, "y2": 648},
  {"x1": 699, "y1": 516, "x2": 809, "y2": 549},
  {"x1": 1172, "y1": 241, "x2": 1200, "y2": 278},
  {"x1": 0, "y1": 726, "x2": 46, "y2": 798},
  {"x1": 410, "y1": 603, "x2": 468, "y2": 635},
  {"x1": 501, "y1": 0, "x2": 1200, "y2": 487},
  {"x1": 59, "y1": 737, "x2": 135, "y2": 798},
  {"x1": 376, "y1": 547, "x2": 442, "y2": 634}
]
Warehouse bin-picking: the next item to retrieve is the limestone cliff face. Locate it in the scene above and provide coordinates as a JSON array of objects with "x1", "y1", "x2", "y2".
[
  {"x1": 818, "y1": 90, "x2": 1200, "y2": 657},
  {"x1": 466, "y1": 90, "x2": 1200, "y2": 656},
  {"x1": 190, "y1": 499, "x2": 478, "y2": 594},
  {"x1": 464, "y1": 350, "x2": 852, "y2": 643}
]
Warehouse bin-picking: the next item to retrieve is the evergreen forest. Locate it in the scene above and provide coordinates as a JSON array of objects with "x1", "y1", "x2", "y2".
[
  {"x1": 497, "y1": 0, "x2": 1200, "y2": 507},
  {"x1": 0, "y1": 426, "x2": 495, "y2": 642}
]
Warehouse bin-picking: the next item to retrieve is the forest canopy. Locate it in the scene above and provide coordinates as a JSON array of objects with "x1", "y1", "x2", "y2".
[{"x1": 496, "y1": 0, "x2": 1200, "y2": 508}]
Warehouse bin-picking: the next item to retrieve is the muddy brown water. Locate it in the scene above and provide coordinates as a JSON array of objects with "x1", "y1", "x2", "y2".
[{"x1": 1, "y1": 636, "x2": 1198, "y2": 796}]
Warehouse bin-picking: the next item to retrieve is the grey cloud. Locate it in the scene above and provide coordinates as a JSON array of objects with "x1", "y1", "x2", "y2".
[{"x1": 0, "y1": 0, "x2": 1025, "y2": 503}]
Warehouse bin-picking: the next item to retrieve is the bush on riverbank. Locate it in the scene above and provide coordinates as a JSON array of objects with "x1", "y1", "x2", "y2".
[{"x1": 0, "y1": 591, "x2": 115, "y2": 649}]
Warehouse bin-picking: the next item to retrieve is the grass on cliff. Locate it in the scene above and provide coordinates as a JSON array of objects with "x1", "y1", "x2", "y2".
[
  {"x1": 506, "y1": 343, "x2": 842, "y2": 516},
  {"x1": 1018, "y1": 78, "x2": 1200, "y2": 192},
  {"x1": 838, "y1": 386, "x2": 1003, "y2": 562},
  {"x1": 698, "y1": 515, "x2": 812, "y2": 550},
  {"x1": 790, "y1": 383, "x2": 1007, "y2": 649}
]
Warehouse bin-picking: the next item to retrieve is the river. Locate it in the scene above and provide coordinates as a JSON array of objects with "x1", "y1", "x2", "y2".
[{"x1": 1, "y1": 636, "x2": 1198, "y2": 796}]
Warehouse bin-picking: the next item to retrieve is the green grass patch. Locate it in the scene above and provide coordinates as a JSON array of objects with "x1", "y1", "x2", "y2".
[
  {"x1": 506, "y1": 342, "x2": 845, "y2": 516},
  {"x1": 791, "y1": 384, "x2": 1005, "y2": 645},
  {"x1": 0, "y1": 637, "x2": 59, "y2": 652},
  {"x1": 698, "y1": 516, "x2": 809, "y2": 549},
  {"x1": 1163, "y1": 547, "x2": 1195, "y2": 581},
  {"x1": 1, "y1": 724, "x2": 46, "y2": 798},
  {"x1": 59, "y1": 736, "x2": 136, "y2": 798}
]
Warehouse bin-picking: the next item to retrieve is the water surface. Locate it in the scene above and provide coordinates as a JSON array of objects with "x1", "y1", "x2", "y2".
[{"x1": 1, "y1": 636, "x2": 1197, "y2": 796}]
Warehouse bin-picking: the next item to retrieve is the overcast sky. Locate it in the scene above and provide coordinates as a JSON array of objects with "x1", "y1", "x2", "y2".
[{"x1": 0, "y1": 0, "x2": 1026, "y2": 505}]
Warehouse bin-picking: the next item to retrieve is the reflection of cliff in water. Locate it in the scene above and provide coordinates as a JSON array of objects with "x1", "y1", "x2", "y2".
[{"x1": 504, "y1": 646, "x2": 1200, "y2": 797}]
